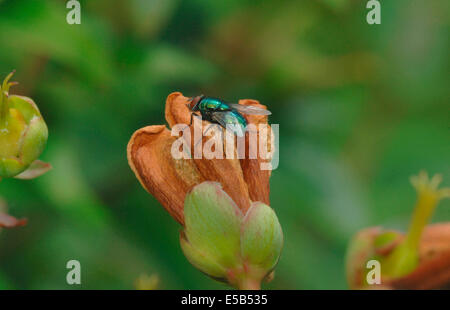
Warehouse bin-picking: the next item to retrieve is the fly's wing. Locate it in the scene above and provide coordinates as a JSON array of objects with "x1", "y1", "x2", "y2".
[
  {"x1": 228, "y1": 103, "x2": 272, "y2": 115},
  {"x1": 211, "y1": 112, "x2": 246, "y2": 137}
]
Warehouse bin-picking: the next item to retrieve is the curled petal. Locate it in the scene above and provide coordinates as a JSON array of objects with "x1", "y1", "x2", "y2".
[
  {"x1": 238, "y1": 99, "x2": 271, "y2": 205},
  {"x1": 165, "y1": 92, "x2": 192, "y2": 127},
  {"x1": 127, "y1": 125, "x2": 204, "y2": 224}
]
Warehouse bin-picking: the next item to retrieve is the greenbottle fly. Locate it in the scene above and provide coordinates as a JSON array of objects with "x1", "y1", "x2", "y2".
[{"x1": 187, "y1": 95, "x2": 271, "y2": 137}]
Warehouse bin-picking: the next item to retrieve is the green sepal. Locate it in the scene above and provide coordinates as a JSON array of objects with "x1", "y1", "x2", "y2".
[
  {"x1": 180, "y1": 231, "x2": 226, "y2": 279},
  {"x1": 241, "y1": 202, "x2": 283, "y2": 272},
  {"x1": 180, "y1": 182, "x2": 284, "y2": 289},
  {"x1": 182, "y1": 182, "x2": 243, "y2": 274},
  {"x1": 20, "y1": 115, "x2": 48, "y2": 165}
]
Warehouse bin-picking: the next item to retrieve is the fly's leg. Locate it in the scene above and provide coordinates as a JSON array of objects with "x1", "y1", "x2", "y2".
[
  {"x1": 193, "y1": 123, "x2": 212, "y2": 149},
  {"x1": 189, "y1": 113, "x2": 195, "y2": 126},
  {"x1": 193, "y1": 123, "x2": 223, "y2": 149},
  {"x1": 183, "y1": 112, "x2": 200, "y2": 131}
]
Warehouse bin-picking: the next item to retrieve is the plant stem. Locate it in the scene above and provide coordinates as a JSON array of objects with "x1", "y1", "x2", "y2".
[
  {"x1": 404, "y1": 190, "x2": 438, "y2": 250},
  {"x1": 237, "y1": 278, "x2": 261, "y2": 290},
  {"x1": 381, "y1": 173, "x2": 445, "y2": 277}
]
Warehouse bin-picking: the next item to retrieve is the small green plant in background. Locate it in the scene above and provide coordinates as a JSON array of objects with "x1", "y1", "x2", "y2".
[
  {"x1": 0, "y1": 71, "x2": 50, "y2": 228},
  {"x1": 346, "y1": 171, "x2": 450, "y2": 289},
  {"x1": 0, "y1": 71, "x2": 50, "y2": 180}
]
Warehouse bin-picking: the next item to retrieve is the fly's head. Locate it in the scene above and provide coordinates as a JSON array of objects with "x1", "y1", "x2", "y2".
[{"x1": 187, "y1": 95, "x2": 204, "y2": 112}]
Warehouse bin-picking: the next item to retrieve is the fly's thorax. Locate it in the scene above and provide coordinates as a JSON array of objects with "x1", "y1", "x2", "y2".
[
  {"x1": 199, "y1": 110, "x2": 214, "y2": 123},
  {"x1": 199, "y1": 97, "x2": 230, "y2": 112}
]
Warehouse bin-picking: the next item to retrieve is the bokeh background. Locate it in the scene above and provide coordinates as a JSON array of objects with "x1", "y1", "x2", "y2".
[{"x1": 0, "y1": 0, "x2": 448, "y2": 289}]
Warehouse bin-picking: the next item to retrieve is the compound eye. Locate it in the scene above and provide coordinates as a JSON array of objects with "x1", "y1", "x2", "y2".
[{"x1": 189, "y1": 95, "x2": 204, "y2": 110}]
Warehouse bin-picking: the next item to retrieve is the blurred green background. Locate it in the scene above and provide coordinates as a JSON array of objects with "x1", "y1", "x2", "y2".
[{"x1": 0, "y1": 0, "x2": 448, "y2": 289}]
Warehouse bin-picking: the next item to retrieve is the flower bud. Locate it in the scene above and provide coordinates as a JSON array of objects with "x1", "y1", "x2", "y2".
[
  {"x1": 0, "y1": 71, "x2": 49, "y2": 179},
  {"x1": 180, "y1": 181, "x2": 283, "y2": 289}
]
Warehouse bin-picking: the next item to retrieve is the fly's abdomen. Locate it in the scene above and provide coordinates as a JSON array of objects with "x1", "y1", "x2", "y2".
[
  {"x1": 227, "y1": 111, "x2": 247, "y2": 137},
  {"x1": 229, "y1": 110, "x2": 247, "y2": 128},
  {"x1": 212, "y1": 110, "x2": 247, "y2": 137}
]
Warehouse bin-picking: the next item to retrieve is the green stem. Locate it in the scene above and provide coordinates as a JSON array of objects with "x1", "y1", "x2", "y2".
[
  {"x1": 237, "y1": 278, "x2": 261, "y2": 290},
  {"x1": 404, "y1": 191, "x2": 438, "y2": 250},
  {"x1": 382, "y1": 179, "x2": 441, "y2": 277}
]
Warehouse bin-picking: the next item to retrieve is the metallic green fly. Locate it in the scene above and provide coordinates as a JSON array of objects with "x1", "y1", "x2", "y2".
[{"x1": 187, "y1": 95, "x2": 271, "y2": 137}]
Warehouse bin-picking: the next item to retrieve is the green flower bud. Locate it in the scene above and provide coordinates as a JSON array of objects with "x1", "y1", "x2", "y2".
[
  {"x1": 0, "y1": 71, "x2": 49, "y2": 179},
  {"x1": 180, "y1": 181, "x2": 283, "y2": 289}
]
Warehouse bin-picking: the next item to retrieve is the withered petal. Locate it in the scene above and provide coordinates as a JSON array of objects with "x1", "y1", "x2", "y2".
[
  {"x1": 238, "y1": 99, "x2": 271, "y2": 205},
  {"x1": 127, "y1": 125, "x2": 204, "y2": 224},
  {"x1": 419, "y1": 222, "x2": 450, "y2": 258},
  {"x1": 165, "y1": 92, "x2": 252, "y2": 213},
  {"x1": 165, "y1": 92, "x2": 192, "y2": 128},
  {"x1": 192, "y1": 154, "x2": 251, "y2": 213},
  {"x1": 389, "y1": 250, "x2": 450, "y2": 289},
  {"x1": 0, "y1": 213, "x2": 27, "y2": 228}
]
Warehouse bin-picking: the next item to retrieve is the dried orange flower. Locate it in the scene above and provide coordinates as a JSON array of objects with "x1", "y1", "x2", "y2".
[
  {"x1": 127, "y1": 93, "x2": 282, "y2": 289},
  {"x1": 127, "y1": 92, "x2": 272, "y2": 225}
]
